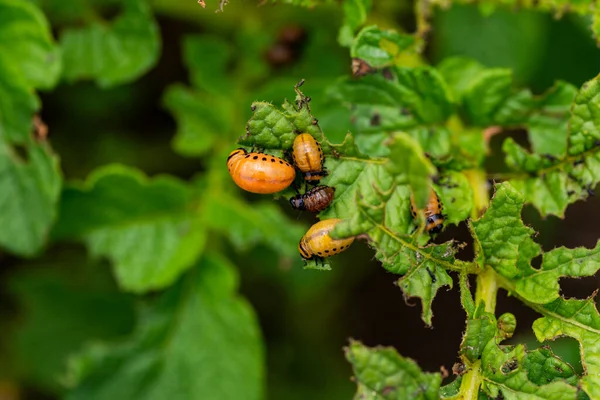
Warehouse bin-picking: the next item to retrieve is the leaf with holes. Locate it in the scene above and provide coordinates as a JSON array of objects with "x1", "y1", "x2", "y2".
[
  {"x1": 501, "y1": 74, "x2": 600, "y2": 217},
  {"x1": 472, "y1": 182, "x2": 600, "y2": 304},
  {"x1": 239, "y1": 84, "x2": 469, "y2": 323},
  {"x1": 52, "y1": 165, "x2": 206, "y2": 293},
  {"x1": 533, "y1": 294, "x2": 600, "y2": 399},
  {"x1": 65, "y1": 254, "x2": 264, "y2": 400}
]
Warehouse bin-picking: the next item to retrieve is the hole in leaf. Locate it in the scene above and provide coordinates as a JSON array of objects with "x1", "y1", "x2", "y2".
[
  {"x1": 10, "y1": 144, "x2": 29, "y2": 163},
  {"x1": 484, "y1": 128, "x2": 530, "y2": 176},
  {"x1": 558, "y1": 275, "x2": 599, "y2": 299},
  {"x1": 531, "y1": 254, "x2": 542, "y2": 270},
  {"x1": 434, "y1": 221, "x2": 473, "y2": 262}
]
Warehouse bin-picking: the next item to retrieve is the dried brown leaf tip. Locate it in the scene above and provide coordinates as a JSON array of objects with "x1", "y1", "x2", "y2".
[
  {"x1": 351, "y1": 58, "x2": 375, "y2": 77},
  {"x1": 33, "y1": 115, "x2": 48, "y2": 141}
]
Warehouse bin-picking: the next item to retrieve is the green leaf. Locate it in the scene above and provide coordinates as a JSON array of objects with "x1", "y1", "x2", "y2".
[
  {"x1": 345, "y1": 340, "x2": 442, "y2": 399},
  {"x1": 460, "y1": 304, "x2": 497, "y2": 364},
  {"x1": 0, "y1": 0, "x2": 62, "y2": 256},
  {"x1": 240, "y1": 83, "x2": 464, "y2": 324},
  {"x1": 66, "y1": 254, "x2": 264, "y2": 400},
  {"x1": 59, "y1": 0, "x2": 160, "y2": 87},
  {"x1": 338, "y1": 0, "x2": 372, "y2": 47},
  {"x1": 533, "y1": 295, "x2": 600, "y2": 399},
  {"x1": 203, "y1": 191, "x2": 306, "y2": 257},
  {"x1": 162, "y1": 84, "x2": 232, "y2": 157},
  {"x1": 7, "y1": 251, "x2": 135, "y2": 393},
  {"x1": 0, "y1": 0, "x2": 61, "y2": 89},
  {"x1": 471, "y1": 182, "x2": 537, "y2": 278},
  {"x1": 480, "y1": 341, "x2": 579, "y2": 399},
  {"x1": 385, "y1": 133, "x2": 435, "y2": 207},
  {"x1": 327, "y1": 66, "x2": 454, "y2": 134},
  {"x1": 514, "y1": 242, "x2": 600, "y2": 304},
  {"x1": 350, "y1": 26, "x2": 416, "y2": 68},
  {"x1": 52, "y1": 165, "x2": 206, "y2": 293},
  {"x1": 0, "y1": 138, "x2": 61, "y2": 256},
  {"x1": 501, "y1": 74, "x2": 600, "y2": 217},
  {"x1": 434, "y1": 171, "x2": 474, "y2": 226}
]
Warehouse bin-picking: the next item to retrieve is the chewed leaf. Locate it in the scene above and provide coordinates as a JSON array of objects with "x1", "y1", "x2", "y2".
[
  {"x1": 345, "y1": 340, "x2": 442, "y2": 400},
  {"x1": 239, "y1": 82, "x2": 469, "y2": 323},
  {"x1": 502, "y1": 74, "x2": 600, "y2": 217},
  {"x1": 326, "y1": 65, "x2": 454, "y2": 134},
  {"x1": 532, "y1": 294, "x2": 600, "y2": 399},
  {"x1": 472, "y1": 182, "x2": 600, "y2": 304},
  {"x1": 480, "y1": 341, "x2": 579, "y2": 399}
]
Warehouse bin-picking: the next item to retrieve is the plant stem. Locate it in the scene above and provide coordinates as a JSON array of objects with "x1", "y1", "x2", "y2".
[
  {"x1": 457, "y1": 360, "x2": 482, "y2": 400},
  {"x1": 475, "y1": 267, "x2": 498, "y2": 313}
]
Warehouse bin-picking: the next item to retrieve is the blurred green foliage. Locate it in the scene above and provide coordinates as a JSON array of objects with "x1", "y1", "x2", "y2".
[{"x1": 1, "y1": 0, "x2": 600, "y2": 399}]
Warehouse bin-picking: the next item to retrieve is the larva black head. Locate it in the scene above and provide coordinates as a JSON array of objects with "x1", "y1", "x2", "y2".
[
  {"x1": 227, "y1": 148, "x2": 247, "y2": 163},
  {"x1": 290, "y1": 194, "x2": 305, "y2": 210},
  {"x1": 426, "y1": 214, "x2": 444, "y2": 234}
]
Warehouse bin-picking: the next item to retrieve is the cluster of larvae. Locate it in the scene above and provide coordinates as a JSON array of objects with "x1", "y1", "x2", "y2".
[{"x1": 227, "y1": 132, "x2": 444, "y2": 263}]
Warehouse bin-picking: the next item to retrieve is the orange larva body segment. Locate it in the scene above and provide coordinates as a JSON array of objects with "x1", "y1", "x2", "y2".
[
  {"x1": 410, "y1": 189, "x2": 444, "y2": 233},
  {"x1": 289, "y1": 185, "x2": 335, "y2": 212},
  {"x1": 227, "y1": 148, "x2": 295, "y2": 194},
  {"x1": 298, "y1": 219, "x2": 354, "y2": 260},
  {"x1": 292, "y1": 133, "x2": 326, "y2": 181}
]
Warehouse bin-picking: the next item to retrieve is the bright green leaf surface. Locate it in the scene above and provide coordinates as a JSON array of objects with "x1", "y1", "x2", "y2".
[
  {"x1": 345, "y1": 340, "x2": 442, "y2": 399},
  {"x1": 0, "y1": 0, "x2": 61, "y2": 89},
  {"x1": 52, "y1": 165, "x2": 206, "y2": 293},
  {"x1": 66, "y1": 254, "x2": 264, "y2": 400},
  {"x1": 533, "y1": 295, "x2": 600, "y2": 399},
  {"x1": 471, "y1": 182, "x2": 536, "y2": 278},
  {"x1": 60, "y1": 0, "x2": 160, "y2": 87},
  {"x1": 514, "y1": 242, "x2": 600, "y2": 304},
  {"x1": 8, "y1": 253, "x2": 135, "y2": 393},
  {"x1": 0, "y1": 142, "x2": 61, "y2": 256},
  {"x1": 480, "y1": 341, "x2": 578, "y2": 399},
  {"x1": 0, "y1": 0, "x2": 62, "y2": 256},
  {"x1": 460, "y1": 304, "x2": 497, "y2": 363},
  {"x1": 350, "y1": 25, "x2": 416, "y2": 68}
]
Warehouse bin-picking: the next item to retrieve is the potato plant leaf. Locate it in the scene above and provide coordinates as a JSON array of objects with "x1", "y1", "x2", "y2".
[
  {"x1": 533, "y1": 294, "x2": 600, "y2": 399},
  {"x1": 338, "y1": 0, "x2": 372, "y2": 47},
  {"x1": 239, "y1": 84, "x2": 472, "y2": 324},
  {"x1": 472, "y1": 182, "x2": 600, "y2": 304},
  {"x1": 345, "y1": 340, "x2": 442, "y2": 400},
  {"x1": 7, "y1": 252, "x2": 135, "y2": 393},
  {"x1": 59, "y1": 0, "x2": 160, "y2": 87},
  {"x1": 52, "y1": 165, "x2": 206, "y2": 293},
  {"x1": 0, "y1": 0, "x2": 62, "y2": 257},
  {"x1": 65, "y1": 254, "x2": 264, "y2": 400},
  {"x1": 350, "y1": 26, "x2": 417, "y2": 68},
  {"x1": 500, "y1": 74, "x2": 600, "y2": 217}
]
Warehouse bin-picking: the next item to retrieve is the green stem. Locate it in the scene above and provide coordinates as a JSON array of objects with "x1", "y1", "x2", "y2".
[
  {"x1": 456, "y1": 360, "x2": 482, "y2": 400},
  {"x1": 475, "y1": 267, "x2": 498, "y2": 313}
]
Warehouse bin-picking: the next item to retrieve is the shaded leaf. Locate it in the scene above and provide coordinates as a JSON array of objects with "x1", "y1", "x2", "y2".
[
  {"x1": 66, "y1": 254, "x2": 264, "y2": 400},
  {"x1": 7, "y1": 250, "x2": 135, "y2": 393}
]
